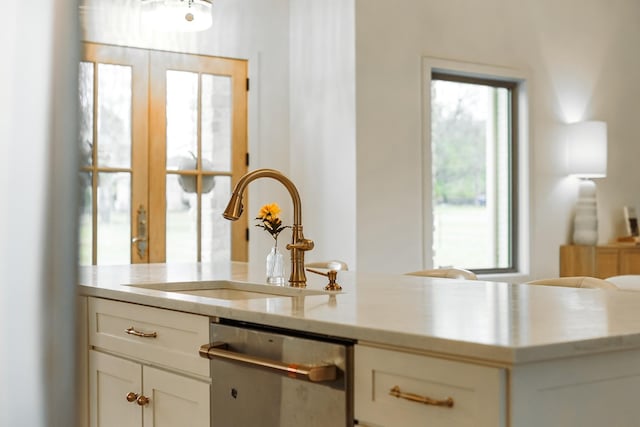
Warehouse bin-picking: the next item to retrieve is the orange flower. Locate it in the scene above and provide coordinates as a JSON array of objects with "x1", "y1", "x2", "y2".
[
  {"x1": 255, "y1": 203, "x2": 289, "y2": 241},
  {"x1": 257, "y1": 203, "x2": 281, "y2": 220}
]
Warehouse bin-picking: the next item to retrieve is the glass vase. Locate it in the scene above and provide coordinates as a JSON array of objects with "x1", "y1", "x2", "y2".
[{"x1": 266, "y1": 244, "x2": 285, "y2": 285}]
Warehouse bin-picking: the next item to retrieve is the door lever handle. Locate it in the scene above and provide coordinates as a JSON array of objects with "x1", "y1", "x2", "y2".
[{"x1": 132, "y1": 205, "x2": 148, "y2": 259}]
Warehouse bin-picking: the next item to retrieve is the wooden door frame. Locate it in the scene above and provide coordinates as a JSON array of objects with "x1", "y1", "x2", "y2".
[
  {"x1": 148, "y1": 50, "x2": 248, "y2": 262},
  {"x1": 82, "y1": 43, "x2": 150, "y2": 264}
]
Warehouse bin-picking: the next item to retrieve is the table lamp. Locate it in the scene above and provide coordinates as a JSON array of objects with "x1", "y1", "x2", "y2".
[{"x1": 566, "y1": 121, "x2": 608, "y2": 245}]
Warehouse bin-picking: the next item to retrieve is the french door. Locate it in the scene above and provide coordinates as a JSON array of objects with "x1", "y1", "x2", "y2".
[{"x1": 79, "y1": 43, "x2": 248, "y2": 265}]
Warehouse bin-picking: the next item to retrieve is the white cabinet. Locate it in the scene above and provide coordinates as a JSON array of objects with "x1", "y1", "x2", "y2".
[
  {"x1": 78, "y1": 296, "x2": 89, "y2": 427},
  {"x1": 355, "y1": 344, "x2": 640, "y2": 427},
  {"x1": 87, "y1": 297, "x2": 211, "y2": 427},
  {"x1": 88, "y1": 297, "x2": 210, "y2": 377},
  {"x1": 90, "y1": 351, "x2": 210, "y2": 427},
  {"x1": 90, "y1": 351, "x2": 142, "y2": 427},
  {"x1": 510, "y1": 348, "x2": 640, "y2": 427},
  {"x1": 354, "y1": 344, "x2": 506, "y2": 427}
]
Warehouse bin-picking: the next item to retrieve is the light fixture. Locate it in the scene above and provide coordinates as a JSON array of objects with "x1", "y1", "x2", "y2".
[
  {"x1": 140, "y1": 0, "x2": 213, "y2": 32},
  {"x1": 565, "y1": 121, "x2": 608, "y2": 245}
]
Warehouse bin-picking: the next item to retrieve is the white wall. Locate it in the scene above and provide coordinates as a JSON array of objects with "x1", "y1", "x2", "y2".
[
  {"x1": 289, "y1": 0, "x2": 357, "y2": 269},
  {"x1": 355, "y1": 0, "x2": 640, "y2": 280},
  {"x1": 1, "y1": 0, "x2": 79, "y2": 425}
]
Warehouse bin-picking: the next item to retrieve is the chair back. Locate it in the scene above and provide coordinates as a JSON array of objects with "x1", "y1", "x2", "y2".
[
  {"x1": 604, "y1": 275, "x2": 640, "y2": 291},
  {"x1": 405, "y1": 268, "x2": 477, "y2": 280},
  {"x1": 526, "y1": 276, "x2": 618, "y2": 290}
]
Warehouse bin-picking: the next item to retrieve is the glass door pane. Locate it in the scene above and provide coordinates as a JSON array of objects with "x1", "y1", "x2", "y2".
[
  {"x1": 166, "y1": 70, "x2": 198, "y2": 172},
  {"x1": 95, "y1": 64, "x2": 133, "y2": 264},
  {"x1": 165, "y1": 70, "x2": 199, "y2": 263},
  {"x1": 79, "y1": 62, "x2": 94, "y2": 167},
  {"x1": 97, "y1": 64, "x2": 132, "y2": 168},
  {"x1": 165, "y1": 70, "x2": 234, "y2": 263},
  {"x1": 166, "y1": 174, "x2": 197, "y2": 262},
  {"x1": 201, "y1": 74, "x2": 232, "y2": 171},
  {"x1": 78, "y1": 171, "x2": 93, "y2": 265},
  {"x1": 205, "y1": 175, "x2": 232, "y2": 263},
  {"x1": 97, "y1": 172, "x2": 131, "y2": 265},
  {"x1": 78, "y1": 61, "x2": 94, "y2": 264}
]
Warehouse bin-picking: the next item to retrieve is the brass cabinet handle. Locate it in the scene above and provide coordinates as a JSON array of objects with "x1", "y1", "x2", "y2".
[
  {"x1": 389, "y1": 385, "x2": 454, "y2": 408},
  {"x1": 136, "y1": 395, "x2": 150, "y2": 406},
  {"x1": 199, "y1": 342, "x2": 337, "y2": 382},
  {"x1": 125, "y1": 326, "x2": 158, "y2": 338},
  {"x1": 126, "y1": 392, "x2": 138, "y2": 403}
]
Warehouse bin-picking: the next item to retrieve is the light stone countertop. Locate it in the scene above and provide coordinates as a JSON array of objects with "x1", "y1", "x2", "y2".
[{"x1": 78, "y1": 262, "x2": 640, "y2": 366}]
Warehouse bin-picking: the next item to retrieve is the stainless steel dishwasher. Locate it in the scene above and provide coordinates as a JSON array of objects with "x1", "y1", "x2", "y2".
[{"x1": 199, "y1": 319, "x2": 354, "y2": 426}]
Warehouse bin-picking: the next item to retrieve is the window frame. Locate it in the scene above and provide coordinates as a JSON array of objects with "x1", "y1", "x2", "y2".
[{"x1": 423, "y1": 59, "x2": 527, "y2": 276}]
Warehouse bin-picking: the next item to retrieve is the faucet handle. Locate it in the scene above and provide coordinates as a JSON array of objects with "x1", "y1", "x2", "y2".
[
  {"x1": 306, "y1": 268, "x2": 342, "y2": 291},
  {"x1": 287, "y1": 238, "x2": 314, "y2": 251}
]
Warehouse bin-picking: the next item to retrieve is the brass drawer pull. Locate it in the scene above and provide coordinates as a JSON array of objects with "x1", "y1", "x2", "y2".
[
  {"x1": 389, "y1": 385, "x2": 454, "y2": 408},
  {"x1": 125, "y1": 326, "x2": 158, "y2": 338},
  {"x1": 126, "y1": 392, "x2": 138, "y2": 403}
]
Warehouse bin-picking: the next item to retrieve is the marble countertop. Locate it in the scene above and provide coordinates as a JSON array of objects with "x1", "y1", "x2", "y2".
[{"x1": 78, "y1": 262, "x2": 640, "y2": 366}]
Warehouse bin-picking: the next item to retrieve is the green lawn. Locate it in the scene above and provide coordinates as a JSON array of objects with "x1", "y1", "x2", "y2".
[{"x1": 433, "y1": 204, "x2": 498, "y2": 270}]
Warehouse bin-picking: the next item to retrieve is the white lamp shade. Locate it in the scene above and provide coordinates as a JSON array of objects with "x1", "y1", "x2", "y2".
[
  {"x1": 141, "y1": 0, "x2": 213, "y2": 32},
  {"x1": 566, "y1": 121, "x2": 608, "y2": 178}
]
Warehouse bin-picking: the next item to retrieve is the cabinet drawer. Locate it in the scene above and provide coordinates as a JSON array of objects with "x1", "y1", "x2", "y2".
[
  {"x1": 354, "y1": 345, "x2": 505, "y2": 427},
  {"x1": 88, "y1": 297, "x2": 209, "y2": 377}
]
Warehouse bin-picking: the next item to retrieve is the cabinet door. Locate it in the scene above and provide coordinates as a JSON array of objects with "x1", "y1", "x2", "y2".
[
  {"x1": 78, "y1": 297, "x2": 89, "y2": 427},
  {"x1": 595, "y1": 247, "x2": 619, "y2": 278},
  {"x1": 560, "y1": 245, "x2": 595, "y2": 276},
  {"x1": 142, "y1": 365, "x2": 210, "y2": 427},
  {"x1": 89, "y1": 350, "x2": 142, "y2": 427},
  {"x1": 620, "y1": 249, "x2": 640, "y2": 274},
  {"x1": 510, "y1": 348, "x2": 640, "y2": 426}
]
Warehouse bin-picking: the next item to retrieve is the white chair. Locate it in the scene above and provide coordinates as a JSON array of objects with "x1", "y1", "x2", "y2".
[
  {"x1": 305, "y1": 260, "x2": 349, "y2": 271},
  {"x1": 405, "y1": 267, "x2": 477, "y2": 280},
  {"x1": 604, "y1": 275, "x2": 640, "y2": 291},
  {"x1": 526, "y1": 276, "x2": 618, "y2": 290}
]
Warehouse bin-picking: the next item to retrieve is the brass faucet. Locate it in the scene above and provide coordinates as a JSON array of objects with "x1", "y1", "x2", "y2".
[{"x1": 222, "y1": 169, "x2": 314, "y2": 287}]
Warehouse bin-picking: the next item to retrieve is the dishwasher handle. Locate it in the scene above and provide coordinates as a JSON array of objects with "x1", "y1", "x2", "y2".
[{"x1": 199, "y1": 342, "x2": 337, "y2": 382}]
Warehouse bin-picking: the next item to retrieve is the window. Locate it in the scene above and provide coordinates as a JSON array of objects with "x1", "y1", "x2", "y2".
[{"x1": 430, "y1": 71, "x2": 518, "y2": 274}]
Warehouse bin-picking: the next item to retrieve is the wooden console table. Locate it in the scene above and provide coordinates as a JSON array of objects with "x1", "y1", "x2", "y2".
[{"x1": 560, "y1": 245, "x2": 640, "y2": 278}]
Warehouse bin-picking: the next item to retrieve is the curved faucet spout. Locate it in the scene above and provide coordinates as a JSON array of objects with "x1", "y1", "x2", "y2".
[
  {"x1": 223, "y1": 169, "x2": 314, "y2": 287},
  {"x1": 223, "y1": 169, "x2": 302, "y2": 224},
  {"x1": 223, "y1": 192, "x2": 244, "y2": 221}
]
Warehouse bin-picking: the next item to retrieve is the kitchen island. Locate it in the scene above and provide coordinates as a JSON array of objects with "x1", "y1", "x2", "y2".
[{"x1": 78, "y1": 262, "x2": 640, "y2": 426}]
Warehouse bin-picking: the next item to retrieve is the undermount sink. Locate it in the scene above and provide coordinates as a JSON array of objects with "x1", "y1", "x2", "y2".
[{"x1": 128, "y1": 280, "x2": 340, "y2": 300}]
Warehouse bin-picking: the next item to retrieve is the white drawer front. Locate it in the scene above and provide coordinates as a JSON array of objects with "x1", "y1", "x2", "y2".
[
  {"x1": 88, "y1": 297, "x2": 209, "y2": 377},
  {"x1": 355, "y1": 345, "x2": 505, "y2": 427}
]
